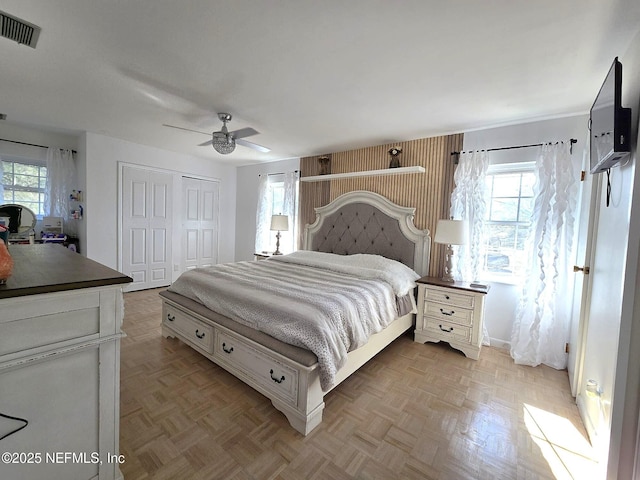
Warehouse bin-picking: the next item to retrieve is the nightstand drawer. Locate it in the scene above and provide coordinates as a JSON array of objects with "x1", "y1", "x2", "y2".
[
  {"x1": 425, "y1": 319, "x2": 471, "y2": 344},
  {"x1": 424, "y1": 302, "x2": 473, "y2": 326},
  {"x1": 425, "y1": 288, "x2": 475, "y2": 308}
]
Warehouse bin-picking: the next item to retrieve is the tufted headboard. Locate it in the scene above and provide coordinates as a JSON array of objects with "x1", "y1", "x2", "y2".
[{"x1": 303, "y1": 191, "x2": 431, "y2": 276}]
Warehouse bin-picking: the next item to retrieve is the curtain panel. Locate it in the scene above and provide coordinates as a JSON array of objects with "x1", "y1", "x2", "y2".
[
  {"x1": 450, "y1": 150, "x2": 490, "y2": 282},
  {"x1": 45, "y1": 147, "x2": 76, "y2": 233},
  {"x1": 0, "y1": 160, "x2": 4, "y2": 202},
  {"x1": 510, "y1": 142, "x2": 577, "y2": 368}
]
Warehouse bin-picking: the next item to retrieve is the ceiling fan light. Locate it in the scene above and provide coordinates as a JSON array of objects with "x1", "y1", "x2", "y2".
[{"x1": 212, "y1": 137, "x2": 236, "y2": 154}]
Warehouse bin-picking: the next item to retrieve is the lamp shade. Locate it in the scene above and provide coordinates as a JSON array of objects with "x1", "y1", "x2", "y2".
[
  {"x1": 434, "y1": 219, "x2": 467, "y2": 245},
  {"x1": 270, "y1": 214, "x2": 289, "y2": 231}
]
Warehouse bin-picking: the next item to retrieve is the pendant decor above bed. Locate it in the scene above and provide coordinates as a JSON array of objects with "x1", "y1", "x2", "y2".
[{"x1": 160, "y1": 190, "x2": 431, "y2": 435}]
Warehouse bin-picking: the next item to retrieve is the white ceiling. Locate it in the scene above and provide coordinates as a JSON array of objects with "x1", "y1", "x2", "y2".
[{"x1": 1, "y1": 1, "x2": 640, "y2": 166}]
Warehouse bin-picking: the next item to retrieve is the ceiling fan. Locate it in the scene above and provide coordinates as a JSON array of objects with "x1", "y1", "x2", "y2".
[{"x1": 163, "y1": 113, "x2": 270, "y2": 154}]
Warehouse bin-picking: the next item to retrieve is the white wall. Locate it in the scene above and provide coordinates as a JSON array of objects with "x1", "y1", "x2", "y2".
[
  {"x1": 603, "y1": 29, "x2": 640, "y2": 480},
  {"x1": 234, "y1": 157, "x2": 300, "y2": 261},
  {"x1": 83, "y1": 132, "x2": 237, "y2": 274},
  {"x1": 462, "y1": 115, "x2": 589, "y2": 348}
]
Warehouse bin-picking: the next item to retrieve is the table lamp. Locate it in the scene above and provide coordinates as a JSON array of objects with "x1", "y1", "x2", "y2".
[{"x1": 270, "y1": 214, "x2": 289, "y2": 255}]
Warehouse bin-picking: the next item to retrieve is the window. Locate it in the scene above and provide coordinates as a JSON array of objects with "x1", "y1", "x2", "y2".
[
  {"x1": 270, "y1": 180, "x2": 285, "y2": 216},
  {"x1": 1, "y1": 158, "x2": 48, "y2": 217},
  {"x1": 481, "y1": 162, "x2": 535, "y2": 279},
  {"x1": 255, "y1": 172, "x2": 299, "y2": 256}
]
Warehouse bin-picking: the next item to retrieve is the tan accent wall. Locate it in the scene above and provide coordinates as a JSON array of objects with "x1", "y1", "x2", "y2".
[{"x1": 300, "y1": 134, "x2": 463, "y2": 278}]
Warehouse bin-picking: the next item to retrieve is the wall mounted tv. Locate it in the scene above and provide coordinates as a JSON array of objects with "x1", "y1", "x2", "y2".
[{"x1": 589, "y1": 57, "x2": 632, "y2": 174}]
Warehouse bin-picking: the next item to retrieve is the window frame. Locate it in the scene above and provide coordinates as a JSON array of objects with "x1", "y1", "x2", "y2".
[
  {"x1": 480, "y1": 161, "x2": 536, "y2": 284},
  {"x1": 1, "y1": 155, "x2": 48, "y2": 218}
]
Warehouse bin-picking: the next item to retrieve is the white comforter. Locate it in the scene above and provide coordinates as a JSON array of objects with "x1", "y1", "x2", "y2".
[{"x1": 167, "y1": 251, "x2": 419, "y2": 391}]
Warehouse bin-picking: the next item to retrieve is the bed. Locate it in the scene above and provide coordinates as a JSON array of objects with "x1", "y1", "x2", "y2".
[{"x1": 160, "y1": 190, "x2": 431, "y2": 435}]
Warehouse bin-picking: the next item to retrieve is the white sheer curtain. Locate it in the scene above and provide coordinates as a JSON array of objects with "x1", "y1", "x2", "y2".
[
  {"x1": 450, "y1": 150, "x2": 489, "y2": 282},
  {"x1": 255, "y1": 171, "x2": 299, "y2": 255},
  {"x1": 510, "y1": 142, "x2": 577, "y2": 368},
  {"x1": 0, "y1": 159, "x2": 4, "y2": 202},
  {"x1": 255, "y1": 174, "x2": 272, "y2": 254},
  {"x1": 279, "y1": 171, "x2": 299, "y2": 254},
  {"x1": 45, "y1": 147, "x2": 76, "y2": 232}
]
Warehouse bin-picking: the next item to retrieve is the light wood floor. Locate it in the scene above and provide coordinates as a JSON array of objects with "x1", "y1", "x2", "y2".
[{"x1": 119, "y1": 288, "x2": 598, "y2": 480}]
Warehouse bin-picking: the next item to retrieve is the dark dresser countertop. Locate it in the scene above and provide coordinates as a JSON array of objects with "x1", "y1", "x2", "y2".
[{"x1": 0, "y1": 244, "x2": 132, "y2": 299}]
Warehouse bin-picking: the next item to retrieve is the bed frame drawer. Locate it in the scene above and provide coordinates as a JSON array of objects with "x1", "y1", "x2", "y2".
[
  {"x1": 163, "y1": 303, "x2": 214, "y2": 353},
  {"x1": 213, "y1": 330, "x2": 299, "y2": 406}
]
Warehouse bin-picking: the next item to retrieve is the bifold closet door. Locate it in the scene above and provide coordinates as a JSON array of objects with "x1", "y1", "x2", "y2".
[
  {"x1": 121, "y1": 166, "x2": 173, "y2": 291},
  {"x1": 182, "y1": 177, "x2": 219, "y2": 271}
]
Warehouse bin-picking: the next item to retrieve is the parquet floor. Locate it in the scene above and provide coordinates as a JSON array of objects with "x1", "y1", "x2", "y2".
[{"x1": 119, "y1": 288, "x2": 598, "y2": 480}]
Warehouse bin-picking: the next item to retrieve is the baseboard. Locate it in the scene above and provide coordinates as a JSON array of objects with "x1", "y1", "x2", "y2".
[{"x1": 486, "y1": 337, "x2": 511, "y2": 351}]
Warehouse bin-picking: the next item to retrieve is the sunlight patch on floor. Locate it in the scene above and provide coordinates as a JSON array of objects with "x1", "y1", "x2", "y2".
[{"x1": 523, "y1": 403, "x2": 601, "y2": 479}]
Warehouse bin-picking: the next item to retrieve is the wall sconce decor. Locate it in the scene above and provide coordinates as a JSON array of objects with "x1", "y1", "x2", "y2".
[
  {"x1": 388, "y1": 147, "x2": 402, "y2": 168},
  {"x1": 318, "y1": 155, "x2": 331, "y2": 175}
]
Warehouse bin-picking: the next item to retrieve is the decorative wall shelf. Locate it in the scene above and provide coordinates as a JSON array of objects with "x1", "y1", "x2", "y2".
[{"x1": 300, "y1": 165, "x2": 425, "y2": 182}]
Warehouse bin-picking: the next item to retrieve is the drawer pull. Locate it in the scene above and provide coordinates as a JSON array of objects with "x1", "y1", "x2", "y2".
[
  {"x1": 445, "y1": 294, "x2": 450, "y2": 300},
  {"x1": 195, "y1": 329, "x2": 205, "y2": 339},
  {"x1": 269, "y1": 369, "x2": 285, "y2": 384},
  {"x1": 167, "y1": 314, "x2": 175, "y2": 322},
  {"x1": 0, "y1": 412, "x2": 29, "y2": 441},
  {"x1": 439, "y1": 325, "x2": 454, "y2": 333},
  {"x1": 440, "y1": 308, "x2": 455, "y2": 316},
  {"x1": 222, "y1": 342, "x2": 234, "y2": 354}
]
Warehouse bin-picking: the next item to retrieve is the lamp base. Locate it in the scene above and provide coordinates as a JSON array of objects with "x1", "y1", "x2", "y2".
[
  {"x1": 273, "y1": 231, "x2": 282, "y2": 255},
  {"x1": 441, "y1": 244, "x2": 455, "y2": 283}
]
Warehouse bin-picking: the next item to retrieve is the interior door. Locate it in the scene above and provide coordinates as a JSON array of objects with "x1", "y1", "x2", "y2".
[
  {"x1": 182, "y1": 177, "x2": 219, "y2": 271},
  {"x1": 567, "y1": 169, "x2": 599, "y2": 396},
  {"x1": 121, "y1": 166, "x2": 173, "y2": 291},
  {"x1": 576, "y1": 164, "x2": 632, "y2": 468}
]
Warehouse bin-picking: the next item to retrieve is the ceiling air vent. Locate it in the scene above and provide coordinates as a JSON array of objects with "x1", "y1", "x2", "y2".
[{"x1": 0, "y1": 10, "x2": 41, "y2": 48}]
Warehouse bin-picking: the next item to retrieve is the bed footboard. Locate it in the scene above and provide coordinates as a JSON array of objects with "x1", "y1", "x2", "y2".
[{"x1": 161, "y1": 294, "x2": 413, "y2": 435}]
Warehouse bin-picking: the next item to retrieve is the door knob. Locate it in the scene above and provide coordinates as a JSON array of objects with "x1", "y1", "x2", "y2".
[{"x1": 573, "y1": 265, "x2": 590, "y2": 274}]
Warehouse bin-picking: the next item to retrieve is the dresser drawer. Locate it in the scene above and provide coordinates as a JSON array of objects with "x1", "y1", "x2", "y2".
[
  {"x1": 425, "y1": 287, "x2": 475, "y2": 309},
  {"x1": 163, "y1": 304, "x2": 214, "y2": 353},
  {"x1": 214, "y1": 330, "x2": 298, "y2": 406},
  {"x1": 424, "y1": 302, "x2": 473, "y2": 326},
  {"x1": 424, "y1": 318, "x2": 472, "y2": 345},
  {"x1": 0, "y1": 292, "x2": 100, "y2": 356}
]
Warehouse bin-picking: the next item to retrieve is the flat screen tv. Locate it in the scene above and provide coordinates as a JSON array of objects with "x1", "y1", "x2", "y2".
[{"x1": 589, "y1": 57, "x2": 632, "y2": 174}]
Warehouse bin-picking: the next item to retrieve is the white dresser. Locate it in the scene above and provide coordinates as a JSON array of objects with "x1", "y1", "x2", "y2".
[
  {"x1": 0, "y1": 245, "x2": 132, "y2": 480},
  {"x1": 414, "y1": 276, "x2": 489, "y2": 360}
]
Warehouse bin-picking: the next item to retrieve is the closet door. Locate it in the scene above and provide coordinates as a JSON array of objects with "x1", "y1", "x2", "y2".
[
  {"x1": 182, "y1": 177, "x2": 219, "y2": 271},
  {"x1": 121, "y1": 166, "x2": 173, "y2": 291}
]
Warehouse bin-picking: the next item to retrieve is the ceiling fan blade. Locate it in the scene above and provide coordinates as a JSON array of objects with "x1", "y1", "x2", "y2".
[
  {"x1": 198, "y1": 139, "x2": 213, "y2": 147},
  {"x1": 162, "y1": 124, "x2": 210, "y2": 136},
  {"x1": 230, "y1": 127, "x2": 259, "y2": 140},
  {"x1": 236, "y1": 138, "x2": 271, "y2": 153}
]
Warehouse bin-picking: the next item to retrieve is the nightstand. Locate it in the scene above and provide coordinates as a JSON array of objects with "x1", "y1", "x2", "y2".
[
  {"x1": 414, "y1": 276, "x2": 490, "y2": 360},
  {"x1": 254, "y1": 252, "x2": 274, "y2": 261}
]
